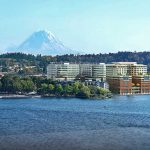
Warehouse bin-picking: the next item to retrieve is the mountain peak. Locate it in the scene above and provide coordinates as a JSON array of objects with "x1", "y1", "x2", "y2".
[
  {"x1": 7, "y1": 30, "x2": 78, "y2": 55},
  {"x1": 34, "y1": 30, "x2": 56, "y2": 40}
]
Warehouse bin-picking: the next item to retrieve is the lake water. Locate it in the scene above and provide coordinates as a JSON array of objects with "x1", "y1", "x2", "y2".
[{"x1": 0, "y1": 95, "x2": 150, "y2": 150}]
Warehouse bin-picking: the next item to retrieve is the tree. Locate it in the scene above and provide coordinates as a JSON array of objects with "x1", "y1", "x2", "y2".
[
  {"x1": 1, "y1": 75, "x2": 13, "y2": 92},
  {"x1": 97, "y1": 87, "x2": 110, "y2": 95},
  {"x1": 76, "y1": 86, "x2": 91, "y2": 98},
  {"x1": 73, "y1": 82, "x2": 80, "y2": 94},
  {"x1": 21, "y1": 78, "x2": 35, "y2": 93},
  {"x1": 12, "y1": 77, "x2": 22, "y2": 93},
  {"x1": 48, "y1": 84, "x2": 54, "y2": 94},
  {"x1": 88, "y1": 85, "x2": 98, "y2": 96},
  {"x1": 64, "y1": 84, "x2": 72, "y2": 95},
  {"x1": 39, "y1": 83, "x2": 48, "y2": 94},
  {"x1": 56, "y1": 84, "x2": 63, "y2": 95}
]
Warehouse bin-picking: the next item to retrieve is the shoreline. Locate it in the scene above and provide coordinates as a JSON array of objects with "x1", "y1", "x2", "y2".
[
  {"x1": 0, "y1": 93, "x2": 149, "y2": 99},
  {"x1": 0, "y1": 94, "x2": 112, "y2": 99},
  {"x1": 0, "y1": 94, "x2": 41, "y2": 99}
]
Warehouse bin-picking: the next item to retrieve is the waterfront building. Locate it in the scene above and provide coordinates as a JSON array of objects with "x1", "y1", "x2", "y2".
[
  {"x1": 85, "y1": 80, "x2": 109, "y2": 90},
  {"x1": 47, "y1": 63, "x2": 106, "y2": 82},
  {"x1": 106, "y1": 63, "x2": 128, "y2": 77},
  {"x1": 47, "y1": 63, "x2": 79, "y2": 81},
  {"x1": 47, "y1": 62, "x2": 150, "y2": 95},
  {"x1": 92, "y1": 63, "x2": 106, "y2": 81},
  {"x1": 106, "y1": 62, "x2": 149, "y2": 95},
  {"x1": 106, "y1": 62, "x2": 147, "y2": 77},
  {"x1": 107, "y1": 75, "x2": 150, "y2": 95},
  {"x1": 107, "y1": 76, "x2": 132, "y2": 95},
  {"x1": 128, "y1": 63, "x2": 147, "y2": 76},
  {"x1": 79, "y1": 64, "x2": 92, "y2": 78},
  {"x1": 132, "y1": 75, "x2": 150, "y2": 94}
]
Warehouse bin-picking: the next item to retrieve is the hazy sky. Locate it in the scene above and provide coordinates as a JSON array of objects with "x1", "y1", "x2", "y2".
[{"x1": 0, "y1": 0, "x2": 150, "y2": 53}]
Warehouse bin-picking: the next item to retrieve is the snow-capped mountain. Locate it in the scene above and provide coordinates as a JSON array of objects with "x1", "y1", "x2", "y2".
[{"x1": 7, "y1": 30, "x2": 78, "y2": 55}]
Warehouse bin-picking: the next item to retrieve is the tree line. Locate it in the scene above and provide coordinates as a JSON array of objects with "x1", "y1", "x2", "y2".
[
  {"x1": 0, "y1": 75, "x2": 111, "y2": 99},
  {"x1": 0, "y1": 51, "x2": 150, "y2": 74}
]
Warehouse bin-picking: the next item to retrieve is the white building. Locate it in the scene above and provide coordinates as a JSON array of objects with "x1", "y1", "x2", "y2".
[
  {"x1": 106, "y1": 62, "x2": 147, "y2": 77},
  {"x1": 92, "y1": 63, "x2": 106, "y2": 81},
  {"x1": 47, "y1": 63, "x2": 106, "y2": 81},
  {"x1": 47, "y1": 63, "x2": 79, "y2": 81}
]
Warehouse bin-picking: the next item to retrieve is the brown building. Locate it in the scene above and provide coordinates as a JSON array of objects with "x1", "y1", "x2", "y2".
[
  {"x1": 107, "y1": 75, "x2": 150, "y2": 95},
  {"x1": 106, "y1": 62, "x2": 149, "y2": 95},
  {"x1": 107, "y1": 76, "x2": 132, "y2": 95},
  {"x1": 132, "y1": 76, "x2": 150, "y2": 94}
]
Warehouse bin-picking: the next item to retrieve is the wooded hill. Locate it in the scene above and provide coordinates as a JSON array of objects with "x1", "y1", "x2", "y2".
[{"x1": 0, "y1": 51, "x2": 150, "y2": 73}]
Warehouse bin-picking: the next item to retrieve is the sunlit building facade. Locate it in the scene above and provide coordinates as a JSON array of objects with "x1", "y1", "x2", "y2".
[
  {"x1": 47, "y1": 63, "x2": 106, "y2": 81},
  {"x1": 47, "y1": 63, "x2": 79, "y2": 81},
  {"x1": 106, "y1": 62, "x2": 150, "y2": 95}
]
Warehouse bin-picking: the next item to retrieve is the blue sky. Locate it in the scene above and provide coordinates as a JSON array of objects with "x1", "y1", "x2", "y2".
[{"x1": 0, "y1": 0, "x2": 150, "y2": 53}]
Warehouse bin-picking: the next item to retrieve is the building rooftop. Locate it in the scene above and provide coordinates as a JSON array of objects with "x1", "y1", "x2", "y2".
[{"x1": 112, "y1": 62, "x2": 137, "y2": 65}]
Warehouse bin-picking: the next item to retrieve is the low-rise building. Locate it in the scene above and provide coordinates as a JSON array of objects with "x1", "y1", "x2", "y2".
[
  {"x1": 107, "y1": 76, "x2": 132, "y2": 95},
  {"x1": 132, "y1": 75, "x2": 150, "y2": 94},
  {"x1": 85, "y1": 80, "x2": 109, "y2": 90}
]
